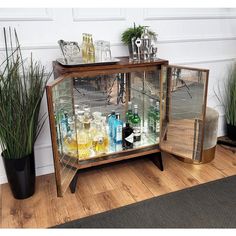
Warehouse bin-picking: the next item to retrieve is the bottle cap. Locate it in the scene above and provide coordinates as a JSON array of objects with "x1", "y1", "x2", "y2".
[
  {"x1": 126, "y1": 123, "x2": 130, "y2": 127},
  {"x1": 115, "y1": 113, "x2": 120, "y2": 119},
  {"x1": 128, "y1": 101, "x2": 132, "y2": 105},
  {"x1": 134, "y1": 104, "x2": 138, "y2": 109}
]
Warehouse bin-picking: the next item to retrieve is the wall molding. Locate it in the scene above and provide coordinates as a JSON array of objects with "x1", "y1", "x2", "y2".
[
  {"x1": 143, "y1": 8, "x2": 236, "y2": 20},
  {"x1": 0, "y1": 8, "x2": 54, "y2": 21},
  {"x1": 1, "y1": 34, "x2": 236, "y2": 51},
  {"x1": 174, "y1": 57, "x2": 236, "y2": 66},
  {"x1": 72, "y1": 8, "x2": 126, "y2": 22}
]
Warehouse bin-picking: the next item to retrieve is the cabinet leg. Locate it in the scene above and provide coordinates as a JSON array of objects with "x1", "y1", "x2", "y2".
[
  {"x1": 69, "y1": 170, "x2": 79, "y2": 193},
  {"x1": 150, "y1": 152, "x2": 164, "y2": 171}
]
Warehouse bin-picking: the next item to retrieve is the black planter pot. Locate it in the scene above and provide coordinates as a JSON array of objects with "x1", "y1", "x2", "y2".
[
  {"x1": 2, "y1": 151, "x2": 36, "y2": 199},
  {"x1": 227, "y1": 123, "x2": 236, "y2": 141}
]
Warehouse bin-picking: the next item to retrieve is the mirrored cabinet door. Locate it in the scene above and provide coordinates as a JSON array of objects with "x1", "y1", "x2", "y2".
[{"x1": 160, "y1": 65, "x2": 209, "y2": 163}]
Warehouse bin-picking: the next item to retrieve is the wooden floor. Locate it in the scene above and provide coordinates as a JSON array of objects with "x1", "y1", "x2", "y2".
[{"x1": 0, "y1": 145, "x2": 236, "y2": 228}]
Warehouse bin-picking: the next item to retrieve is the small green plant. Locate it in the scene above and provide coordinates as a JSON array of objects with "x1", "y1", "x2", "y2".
[
  {"x1": 121, "y1": 23, "x2": 156, "y2": 45},
  {"x1": 0, "y1": 27, "x2": 51, "y2": 159},
  {"x1": 215, "y1": 62, "x2": 236, "y2": 126}
]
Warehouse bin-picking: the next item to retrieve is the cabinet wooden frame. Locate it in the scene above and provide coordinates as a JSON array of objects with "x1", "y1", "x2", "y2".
[{"x1": 47, "y1": 57, "x2": 209, "y2": 197}]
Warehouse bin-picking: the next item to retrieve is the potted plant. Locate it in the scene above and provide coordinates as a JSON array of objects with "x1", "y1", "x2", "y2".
[
  {"x1": 0, "y1": 28, "x2": 51, "y2": 199},
  {"x1": 215, "y1": 62, "x2": 236, "y2": 140},
  {"x1": 121, "y1": 23, "x2": 157, "y2": 57}
]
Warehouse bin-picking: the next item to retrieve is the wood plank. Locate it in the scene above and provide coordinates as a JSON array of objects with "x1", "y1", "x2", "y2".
[
  {"x1": 0, "y1": 145, "x2": 235, "y2": 228},
  {"x1": 102, "y1": 162, "x2": 154, "y2": 202}
]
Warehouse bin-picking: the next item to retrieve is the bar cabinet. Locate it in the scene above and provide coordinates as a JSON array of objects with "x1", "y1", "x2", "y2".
[{"x1": 46, "y1": 57, "x2": 210, "y2": 197}]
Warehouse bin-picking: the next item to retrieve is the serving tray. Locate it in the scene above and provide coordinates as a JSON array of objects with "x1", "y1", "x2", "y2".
[{"x1": 56, "y1": 57, "x2": 120, "y2": 67}]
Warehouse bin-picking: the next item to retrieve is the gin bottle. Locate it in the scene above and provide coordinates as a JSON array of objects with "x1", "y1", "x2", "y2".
[
  {"x1": 122, "y1": 123, "x2": 134, "y2": 149},
  {"x1": 154, "y1": 101, "x2": 160, "y2": 134},
  {"x1": 108, "y1": 110, "x2": 116, "y2": 138},
  {"x1": 126, "y1": 101, "x2": 133, "y2": 123},
  {"x1": 113, "y1": 113, "x2": 123, "y2": 144},
  {"x1": 148, "y1": 98, "x2": 155, "y2": 132},
  {"x1": 131, "y1": 104, "x2": 141, "y2": 142}
]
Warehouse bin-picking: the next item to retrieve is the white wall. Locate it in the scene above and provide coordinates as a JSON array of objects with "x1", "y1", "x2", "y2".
[{"x1": 0, "y1": 8, "x2": 236, "y2": 184}]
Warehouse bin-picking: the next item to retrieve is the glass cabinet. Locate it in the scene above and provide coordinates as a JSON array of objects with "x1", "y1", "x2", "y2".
[{"x1": 46, "y1": 57, "x2": 209, "y2": 197}]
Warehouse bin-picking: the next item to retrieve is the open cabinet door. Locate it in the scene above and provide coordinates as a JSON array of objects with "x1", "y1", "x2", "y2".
[
  {"x1": 46, "y1": 77, "x2": 78, "y2": 197},
  {"x1": 160, "y1": 65, "x2": 209, "y2": 163}
]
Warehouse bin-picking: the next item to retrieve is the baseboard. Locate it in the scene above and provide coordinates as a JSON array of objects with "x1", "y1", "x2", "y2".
[{"x1": 0, "y1": 164, "x2": 55, "y2": 185}]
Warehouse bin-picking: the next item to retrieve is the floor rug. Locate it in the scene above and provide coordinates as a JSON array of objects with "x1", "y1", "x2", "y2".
[{"x1": 53, "y1": 175, "x2": 236, "y2": 228}]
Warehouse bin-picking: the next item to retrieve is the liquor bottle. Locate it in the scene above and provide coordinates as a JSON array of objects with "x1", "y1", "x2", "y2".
[
  {"x1": 141, "y1": 26, "x2": 151, "y2": 61},
  {"x1": 122, "y1": 123, "x2": 134, "y2": 149},
  {"x1": 126, "y1": 101, "x2": 133, "y2": 123},
  {"x1": 59, "y1": 109, "x2": 68, "y2": 137},
  {"x1": 54, "y1": 112, "x2": 62, "y2": 153},
  {"x1": 108, "y1": 110, "x2": 116, "y2": 137},
  {"x1": 82, "y1": 33, "x2": 88, "y2": 63},
  {"x1": 94, "y1": 117, "x2": 109, "y2": 154},
  {"x1": 131, "y1": 104, "x2": 141, "y2": 142},
  {"x1": 82, "y1": 107, "x2": 92, "y2": 130},
  {"x1": 77, "y1": 123, "x2": 92, "y2": 160},
  {"x1": 154, "y1": 101, "x2": 160, "y2": 134},
  {"x1": 113, "y1": 113, "x2": 123, "y2": 144},
  {"x1": 148, "y1": 98, "x2": 155, "y2": 132},
  {"x1": 87, "y1": 34, "x2": 95, "y2": 63}
]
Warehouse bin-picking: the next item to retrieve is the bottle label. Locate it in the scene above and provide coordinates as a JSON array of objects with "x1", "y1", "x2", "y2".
[
  {"x1": 125, "y1": 133, "x2": 134, "y2": 144},
  {"x1": 133, "y1": 126, "x2": 141, "y2": 137},
  {"x1": 156, "y1": 121, "x2": 160, "y2": 133},
  {"x1": 116, "y1": 125, "x2": 122, "y2": 141}
]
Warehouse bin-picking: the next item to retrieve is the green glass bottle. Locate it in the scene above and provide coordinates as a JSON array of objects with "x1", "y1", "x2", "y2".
[
  {"x1": 126, "y1": 101, "x2": 133, "y2": 123},
  {"x1": 154, "y1": 101, "x2": 160, "y2": 134},
  {"x1": 131, "y1": 104, "x2": 141, "y2": 142},
  {"x1": 148, "y1": 98, "x2": 155, "y2": 132}
]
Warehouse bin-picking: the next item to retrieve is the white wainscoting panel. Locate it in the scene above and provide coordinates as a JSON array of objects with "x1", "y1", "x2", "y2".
[
  {"x1": 0, "y1": 8, "x2": 54, "y2": 21},
  {"x1": 72, "y1": 8, "x2": 126, "y2": 21},
  {"x1": 0, "y1": 8, "x2": 236, "y2": 184}
]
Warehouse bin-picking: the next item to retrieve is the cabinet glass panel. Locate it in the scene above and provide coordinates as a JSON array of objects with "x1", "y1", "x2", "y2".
[
  {"x1": 47, "y1": 69, "x2": 162, "y2": 196},
  {"x1": 50, "y1": 71, "x2": 161, "y2": 164},
  {"x1": 160, "y1": 66, "x2": 208, "y2": 162},
  {"x1": 51, "y1": 78, "x2": 78, "y2": 195}
]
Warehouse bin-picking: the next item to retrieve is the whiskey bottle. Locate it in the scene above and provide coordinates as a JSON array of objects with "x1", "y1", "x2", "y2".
[
  {"x1": 122, "y1": 123, "x2": 134, "y2": 149},
  {"x1": 131, "y1": 104, "x2": 141, "y2": 142},
  {"x1": 126, "y1": 101, "x2": 133, "y2": 123}
]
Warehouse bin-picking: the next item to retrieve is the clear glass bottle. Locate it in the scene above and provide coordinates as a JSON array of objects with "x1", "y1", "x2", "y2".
[
  {"x1": 122, "y1": 123, "x2": 134, "y2": 149},
  {"x1": 131, "y1": 104, "x2": 141, "y2": 142},
  {"x1": 77, "y1": 123, "x2": 92, "y2": 160},
  {"x1": 141, "y1": 26, "x2": 151, "y2": 61},
  {"x1": 94, "y1": 117, "x2": 109, "y2": 154},
  {"x1": 126, "y1": 101, "x2": 133, "y2": 123},
  {"x1": 113, "y1": 113, "x2": 123, "y2": 144},
  {"x1": 82, "y1": 107, "x2": 92, "y2": 130}
]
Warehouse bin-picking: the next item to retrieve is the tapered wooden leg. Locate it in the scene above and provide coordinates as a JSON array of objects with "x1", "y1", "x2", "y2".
[
  {"x1": 150, "y1": 152, "x2": 164, "y2": 171},
  {"x1": 69, "y1": 170, "x2": 79, "y2": 193}
]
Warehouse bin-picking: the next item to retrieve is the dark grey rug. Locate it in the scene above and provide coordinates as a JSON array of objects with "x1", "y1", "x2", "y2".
[{"x1": 53, "y1": 175, "x2": 236, "y2": 228}]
